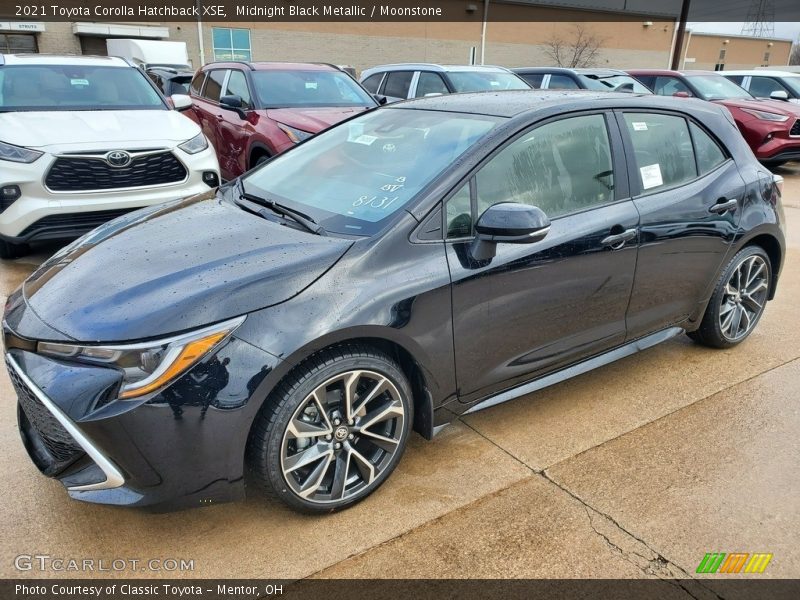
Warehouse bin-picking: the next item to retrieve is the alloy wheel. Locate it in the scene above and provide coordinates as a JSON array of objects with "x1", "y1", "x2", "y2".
[
  {"x1": 719, "y1": 254, "x2": 769, "y2": 342},
  {"x1": 280, "y1": 370, "x2": 406, "y2": 504}
]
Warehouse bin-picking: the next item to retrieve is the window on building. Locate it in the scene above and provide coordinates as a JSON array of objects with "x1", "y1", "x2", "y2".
[
  {"x1": 763, "y1": 52, "x2": 770, "y2": 63},
  {"x1": 0, "y1": 33, "x2": 37, "y2": 53},
  {"x1": 624, "y1": 113, "x2": 697, "y2": 193},
  {"x1": 212, "y1": 28, "x2": 252, "y2": 61},
  {"x1": 714, "y1": 64, "x2": 725, "y2": 71},
  {"x1": 718, "y1": 49, "x2": 726, "y2": 60}
]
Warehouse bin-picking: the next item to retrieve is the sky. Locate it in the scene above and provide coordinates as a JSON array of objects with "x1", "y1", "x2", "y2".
[{"x1": 688, "y1": 22, "x2": 800, "y2": 41}]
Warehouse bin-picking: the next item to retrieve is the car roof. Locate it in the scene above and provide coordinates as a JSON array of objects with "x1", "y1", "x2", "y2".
[
  {"x1": 514, "y1": 67, "x2": 630, "y2": 76},
  {"x1": 0, "y1": 54, "x2": 130, "y2": 67},
  {"x1": 389, "y1": 89, "x2": 703, "y2": 118},
  {"x1": 363, "y1": 63, "x2": 513, "y2": 74},
  {"x1": 722, "y1": 70, "x2": 800, "y2": 77},
  {"x1": 202, "y1": 61, "x2": 341, "y2": 72},
  {"x1": 627, "y1": 69, "x2": 721, "y2": 78}
]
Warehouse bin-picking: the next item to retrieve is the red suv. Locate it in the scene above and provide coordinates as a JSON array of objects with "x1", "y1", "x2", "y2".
[
  {"x1": 188, "y1": 62, "x2": 378, "y2": 180},
  {"x1": 627, "y1": 69, "x2": 800, "y2": 167}
]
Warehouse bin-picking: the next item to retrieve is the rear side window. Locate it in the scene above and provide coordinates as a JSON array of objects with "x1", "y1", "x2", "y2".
[
  {"x1": 415, "y1": 72, "x2": 449, "y2": 97},
  {"x1": 361, "y1": 73, "x2": 383, "y2": 94},
  {"x1": 624, "y1": 113, "x2": 697, "y2": 193},
  {"x1": 518, "y1": 73, "x2": 544, "y2": 88},
  {"x1": 190, "y1": 72, "x2": 206, "y2": 96},
  {"x1": 224, "y1": 70, "x2": 252, "y2": 109},
  {"x1": 690, "y1": 122, "x2": 726, "y2": 174},
  {"x1": 548, "y1": 74, "x2": 580, "y2": 90},
  {"x1": 203, "y1": 69, "x2": 227, "y2": 102},
  {"x1": 383, "y1": 71, "x2": 413, "y2": 99},
  {"x1": 475, "y1": 114, "x2": 614, "y2": 220}
]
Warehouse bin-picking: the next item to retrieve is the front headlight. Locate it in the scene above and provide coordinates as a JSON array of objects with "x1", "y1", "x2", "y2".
[
  {"x1": 276, "y1": 123, "x2": 314, "y2": 144},
  {"x1": 37, "y1": 316, "x2": 244, "y2": 399},
  {"x1": 178, "y1": 132, "x2": 209, "y2": 154},
  {"x1": 740, "y1": 108, "x2": 790, "y2": 122},
  {"x1": 0, "y1": 139, "x2": 44, "y2": 163}
]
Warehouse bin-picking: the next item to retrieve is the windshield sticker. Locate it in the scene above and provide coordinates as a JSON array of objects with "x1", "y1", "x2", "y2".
[
  {"x1": 640, "y1": 163, "x2": 663, "y2": 190},
  {"x1": 70, "y1": 79, "x2": 90, "y2": 86},
  {"x1": 632, "y1": 122, "x2": 648, "y2": 131},
  {"x1": 305, "y1": 82, "x2": 318, "y2": 90},
  {"x1": 350, "y1": 134, "x2": 378, "y2": 146}
]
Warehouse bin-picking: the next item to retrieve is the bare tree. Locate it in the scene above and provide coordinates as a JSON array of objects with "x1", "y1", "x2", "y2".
[
  {"x1": 543, "y1": 25, "x2": 605, "y2": 68},
  {"x1": 790, "y1": 43, "x2": 800, "y2": 66}
]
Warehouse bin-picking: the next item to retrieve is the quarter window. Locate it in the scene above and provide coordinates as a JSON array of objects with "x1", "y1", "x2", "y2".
[
  {"x1": 383, "y1": 71, "x2": 413, "y2": 99},
  {"x1": 690, "y1": 122, "x2": 726, "y2": 174},
  {"x1": 624, "y1": 113, "x2": 697, "y2": 193},
  {"x1": 212, "y1": 27, "x2": 252, "y2": 61},
  {"x1": 475, "y1": 114, "x2": 615, "y2": 221},
  {"x1": 518, "y1": 73, "x2": 544, "y2": 88},
  {"x1": 548, "y1": 74, "x2": 580, "y2": 90},
  {"x1": 224, "y1": 70, "x2": 253, "y2": 109},
  {"x1": 446, "y1": 184, "x2": 473, "y2": 239}
]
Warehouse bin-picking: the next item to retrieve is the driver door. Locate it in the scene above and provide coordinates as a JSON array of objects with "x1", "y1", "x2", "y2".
[{"x1": 446, "y1": 112, "x2": 641, "y2": 403}]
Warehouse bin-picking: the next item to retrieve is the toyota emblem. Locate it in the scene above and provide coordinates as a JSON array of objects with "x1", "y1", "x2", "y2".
[{"x1": 105, "y1": 151, "x2": 131, "y2": 168}]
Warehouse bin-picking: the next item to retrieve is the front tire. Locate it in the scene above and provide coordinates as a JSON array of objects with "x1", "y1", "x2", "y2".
[
  {"x1": 247, "y1": 345, "x2": 413, "y2": 513},
  {"x1": 688, "y1": 246, "x2": 771, "y2": 349}
]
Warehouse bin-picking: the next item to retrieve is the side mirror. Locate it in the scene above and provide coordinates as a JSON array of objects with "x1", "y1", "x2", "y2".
[
  {"x1": 220, "y1": 95, "x2": 246, "y2": 119},
  {"x1": 770, "y1": 90, "x2": 789, "y2": 101},
  {"x1": 470, "y1": 203, "x2": 550, "y2": 261},
  {"x1": 673, "y1": 91, "x2": 691, "y2": 98},
  {"x1": 373, "y1": 94, "x2": 388, "y2": 105},
  {"x1": 171, "y1": 94, "x2": 193, "y2": 111}
]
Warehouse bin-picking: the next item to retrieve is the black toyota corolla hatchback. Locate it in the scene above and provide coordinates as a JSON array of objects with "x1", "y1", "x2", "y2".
[{"x1": 3, "y1": 91, "x2": 785, "y2": 513}]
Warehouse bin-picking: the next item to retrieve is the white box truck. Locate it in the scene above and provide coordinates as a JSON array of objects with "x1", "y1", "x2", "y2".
[{"x1": 106, "y1": 39, "x2": 191, "y2": 70}]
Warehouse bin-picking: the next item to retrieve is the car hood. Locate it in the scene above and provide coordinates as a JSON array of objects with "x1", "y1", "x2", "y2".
[
  {"x1": 0, "y1": 109, "x2": 201, "y2": 151},
  {"x1": 715, "y1": 97, "x2": 800, "y2": 116},
  {"x1": 266, "y1": 106, "x2": 370, "y2": 133},
  {"x1": 14, "y1": 192, "x2": 353, "y2": 343}
]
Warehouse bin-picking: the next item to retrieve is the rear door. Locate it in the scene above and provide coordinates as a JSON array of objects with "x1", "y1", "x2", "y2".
[
  {"x1": 617, "y1": 110, "x2": 745, "y2": 338},
  {"x1": 214, "y1": 68, "x2": 256, "y2": 180},
  {"x1": 192, "y1": 68, "x2": 229, "y2": 167}
]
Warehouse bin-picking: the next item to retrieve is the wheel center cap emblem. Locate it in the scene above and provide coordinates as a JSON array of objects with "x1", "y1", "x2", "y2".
[
  {"x1": 105, "y1": 150, "x2": 131, "y2": 168},
  {"x1": 334, "y1": 426, "x2": 349, "y2": 441}
]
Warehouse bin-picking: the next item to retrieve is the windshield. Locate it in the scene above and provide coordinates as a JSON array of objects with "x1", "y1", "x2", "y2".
[
  {"x1": 687, "y1": 75, "x2": 754, "y2": 100},
  {"x1": 584, "y1": 74, "x2": 651, "y2": 94},
  {"x1": 251, "y1": 70, "x2": 376, "y2": 108},
  {"x1": 447, "y1": 71, "x2": 530, "y2": 93},
  {"x1": 0, "y1": 65, "x2": 165, "y2": 111},
  {"x1": 242, "y1": 108, "x2": 501, "y2": 236}
]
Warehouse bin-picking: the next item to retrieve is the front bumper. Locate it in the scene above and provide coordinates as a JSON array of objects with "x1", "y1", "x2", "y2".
[
  {"x1": 0, "y1": 145, "x2": 219, "y2": 242},
  {"x1": 4, "y1": 334, "x2": 281, "y2": 511}
]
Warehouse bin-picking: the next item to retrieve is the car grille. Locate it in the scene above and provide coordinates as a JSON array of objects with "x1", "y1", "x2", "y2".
[
  {"x1": 19, "y1": 208, "x2": 134, "y2": 241},
  {"x1": 791, "y1": 119, "x2": 800, "y2": 137},
  {"x1": 7, "y1": 358, "x2": 84, "y2": 466},
  {"x1": 45, "y1": 151, "x2": 187, "y2": 192}
]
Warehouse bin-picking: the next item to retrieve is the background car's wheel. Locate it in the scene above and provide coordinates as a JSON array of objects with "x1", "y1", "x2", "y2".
[
  {"x1": 247, "y1": 344, "x2": 413, "y2": 513},
  {"x1": 253, "y1": 154, "x2": 270, "y2": 168},
  {"x1": 688, "y1": 245, "x2": 771, "y2": 349},
  {"x1": 0, "y1": 240, "x2": 28, "y2": 260}
]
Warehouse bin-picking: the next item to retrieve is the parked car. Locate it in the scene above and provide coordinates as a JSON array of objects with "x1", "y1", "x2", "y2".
[
  {"x1": 721, "y1": 70, "x2": 800, "y2": 104},
  {"x1": 4, "y1": 91, "x2": 784, "y2": 513},
  {"x1": 628, "y1": 69, "x2": 800, "y2": 167},
  {"x1": 187, "y1": 61, "x2": 378, "y2": 181},
  {"x1": 514, "y1": 67, "x2": 651, "y2": 93},
  {"x1": 360, "y1": 63, "x2": 530, "y2": 103},
  {"x1": 0, "y1": 54, "x2": 220, "y2": 259},
  {"x1": 146, "y1": 66, "x2": 194, "y2": 96}
]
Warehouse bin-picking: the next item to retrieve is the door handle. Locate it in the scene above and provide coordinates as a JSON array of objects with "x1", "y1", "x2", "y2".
[
  {"x1": 709, "y1": 198, "x2": 738, "y2": 214},
  {"x1": 601, "y1": 228, "x2": 637, "y2": 250},
  {"x1": 216, "y1": 115, "x2": 225, "y2": 121}
]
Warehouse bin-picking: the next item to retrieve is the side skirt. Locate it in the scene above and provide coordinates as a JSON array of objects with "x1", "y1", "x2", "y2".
[{"x1": 462, "y1": 327, "x2": 684, "y2": 416}]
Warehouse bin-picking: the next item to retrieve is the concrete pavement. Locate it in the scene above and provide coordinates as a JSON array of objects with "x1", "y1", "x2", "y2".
[{"x1": 1, "y1": 165, "x2": 798, "y2": 584}]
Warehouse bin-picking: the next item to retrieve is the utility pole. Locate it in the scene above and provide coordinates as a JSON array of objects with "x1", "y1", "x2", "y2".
[{"x1": 670, "y1": 0, "x2": 691, "y2": 70}]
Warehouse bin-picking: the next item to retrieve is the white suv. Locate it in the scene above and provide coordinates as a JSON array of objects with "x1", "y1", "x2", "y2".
[{"x1": 0, "y1": 54, "x2": 220, "y2": 258}]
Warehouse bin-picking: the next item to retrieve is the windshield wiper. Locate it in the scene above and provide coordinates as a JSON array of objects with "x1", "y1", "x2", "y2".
[{"x1": 235, "y1": 179, "x2": 325, "y2": 236}]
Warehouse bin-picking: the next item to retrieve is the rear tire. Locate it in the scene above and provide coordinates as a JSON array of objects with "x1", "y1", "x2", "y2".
[
  {"x1": 247, "y1": 344, "x2": 413, "y2": 513},
  {"x1": 688, "y1": 245, "x2": 771, "y2": 349},
  {"x1": 0, "y1": 240, "x2": 28, "y2": 260}
]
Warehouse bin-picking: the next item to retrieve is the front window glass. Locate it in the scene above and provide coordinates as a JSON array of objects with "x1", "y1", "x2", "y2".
[
  {"x1": 778, "y1": 77, "x2": 800, "y2": 96},
  {"x1": 225, "y1": 70, "x2": 253, "y2": 109},
  {"x1": 475, "y1": 114, "x2": 614, "y2": 220},
  {"x1": 447, "y1": 71, "x2": 530, "y2": 92},
  {"x1": 251, "y1": 70, "x2": 375, "y2": 108},
  {"x1": 243, "y1": 108, "x2": 501, "y2": 236},
  {"x1": 748, "y1": 76, "x2": 787, "y2": 98},
  {"x1": 0, "y1": 65, "x2": 165, "y2": 111},
  {"x1": 687, "y1": 75, "x2": 753, "y2": 100}
]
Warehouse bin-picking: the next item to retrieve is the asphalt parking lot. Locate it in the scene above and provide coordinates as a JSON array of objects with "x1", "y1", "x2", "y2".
[{"x1": 1, "y1": 164, "x2": 798, "y2": 588}]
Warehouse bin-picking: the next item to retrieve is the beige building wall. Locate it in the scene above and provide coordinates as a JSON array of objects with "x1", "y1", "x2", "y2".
[
  {"x1": 34, "y1": 21, "x2": 81, "y2": 55},
  {"x1": 680, "y1": 33, "x2": 792, "y2": 71}
]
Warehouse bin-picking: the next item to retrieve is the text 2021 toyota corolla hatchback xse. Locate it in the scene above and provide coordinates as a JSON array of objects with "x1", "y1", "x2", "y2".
[{"x1": 3, "y1": 91, "x2": 785, "y2": 513}]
